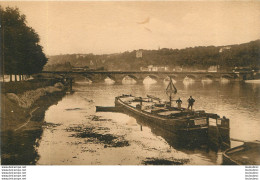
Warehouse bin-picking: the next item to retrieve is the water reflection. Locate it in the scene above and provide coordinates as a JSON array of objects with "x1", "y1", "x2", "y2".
[
  {"x1": 183, "y1": 77, "x2": 195, "y2": 83},
  {"x1": 1, "y1": 91, "x2": 66, "y2": 165},
  {"x1": 183, "y1": 80, "x2": 195, "y2": 89},
  {"x1": 245, "y1": 79, "x2": 260, "y2": 84},
  {"x1": 143, "y1": 76, "x2": 157, "y2": 84},
  {"x1": 220, "y1": 78, "x2": 230, "y2": 84},
  {"x1": 36, "y1": 81, "x2": 259, "y2": 165},
  {"x1": 1, "y1": 129, "x2": 43, "y2": 165},
  {"x1": 122, "y1": 76, "x2": 137, "y2": 85},
  {"x1": 201, "y1": 78, "x2": 213, "y2": 85},
  {"x1": 75, "y1": 78, "x2": 92, "y2": 85},
  {"x1": 3, "y1": 80, "x2": 259, "y2": 165},
  {"x1": 183, "y1": 77, "x2": 195, "y2": 89},
  {"x1": 104, "y1": 77, "x2": 115, "y2": 84}
]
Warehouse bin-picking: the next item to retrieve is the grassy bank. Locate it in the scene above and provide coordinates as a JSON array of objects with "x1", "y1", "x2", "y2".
[
  {"x1": 1, "y1": 90, "x2": 66, "y2": 165},
  {"x1": 1, "y1": 79, "x2": 63, "y2": 94},
  {"x1": 1, "y1": 79, "x2": 67, "y2": 132}
]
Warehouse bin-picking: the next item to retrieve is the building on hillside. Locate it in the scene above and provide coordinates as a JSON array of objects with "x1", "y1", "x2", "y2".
[
  {"x1": 194, "y1": 69, "x2": 207, "y2": 72},
  {"x1": 219, "y1": 46, "x2": 231, "y2": 53},
  {"x1": 157, "y1": 66, "x2": 169, "y2": 71},
  {"x1": 172, "y1": 66, "x2": 183, "y2": 72},
  {"x1": 148, "y1": 65, "x2": 157, "y2": 71},
  {"x1": 72, "y1": 67, "x2": 84, "y2": 71},
  {"x1": 136, "y1": 50, "x2": 142, "y2": 58},
  {"x1": 140, "y1": 65, "x2": 169, "y2": 71},
  {"x1": 232, "y1": 67, "x2": 254, "y2": 73},
  {"x1": 72, "y1": 66, "x2": 89, "y2": 71},
  {"x1": 76, "y1": 54, "x2": 87, "y2": 59},
  {"x1": 140, "y1": 67, "x2": 149, "y2": 71},
  {"x1": 208, "y1": 65, "x2": 218, "y2": 72}
]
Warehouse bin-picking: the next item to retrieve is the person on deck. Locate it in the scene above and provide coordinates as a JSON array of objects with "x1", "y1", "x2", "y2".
[
  {"x1": 176, "y1": 98, "x2": 182, "y2": 108},
  {"x1": 187, "y1": 96, "x2": 195, "y2": 110}
]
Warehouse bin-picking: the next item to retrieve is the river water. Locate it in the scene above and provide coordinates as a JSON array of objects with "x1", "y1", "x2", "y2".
[{"x1": 33, "y1": 79, "x2": 260, "y2": 165}]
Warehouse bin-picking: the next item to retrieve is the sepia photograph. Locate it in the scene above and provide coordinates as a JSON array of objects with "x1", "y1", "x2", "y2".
[{"x1": 0, "y1": 0, "x2": 259, "y2": 169}]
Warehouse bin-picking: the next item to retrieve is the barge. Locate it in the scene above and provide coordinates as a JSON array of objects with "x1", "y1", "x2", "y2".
[
  {"x1": 97, "y1": 79, "x2": 230, "y2": 146},
  {"x1": 115, "y1": 94, "x2": 208, "y2": 133},
  {"x1": 223, "y1": 141, "x2": 260, "y2": 165},
  {"x1": 114, "y1": 93, "x2": 230, "y2": 145}
]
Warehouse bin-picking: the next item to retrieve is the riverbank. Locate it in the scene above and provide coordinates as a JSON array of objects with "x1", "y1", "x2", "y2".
[
  {"x1": 1, "y1": 79, "x2": 67, "y2": 132},
  {"x1": 1, "y1": 79, "x2": 69, "y2": 165}
]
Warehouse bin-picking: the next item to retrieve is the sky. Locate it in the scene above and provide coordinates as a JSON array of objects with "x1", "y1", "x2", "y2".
[{"x1": 1, "y1": 1, "x2": 260, "y2": 55}]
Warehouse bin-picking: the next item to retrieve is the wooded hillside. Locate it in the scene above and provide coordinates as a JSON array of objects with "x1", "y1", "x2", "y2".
[{"x1": 45, "y1": 40, "x2": 260, "y2": 71}]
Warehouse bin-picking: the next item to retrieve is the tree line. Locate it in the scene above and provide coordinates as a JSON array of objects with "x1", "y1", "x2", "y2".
[
  {"x1": 46, "y1": 39, "x2": 260, "y2": 72},
  {"x1": 0, "y1": 7, "x2": 47, "y2": 82}
]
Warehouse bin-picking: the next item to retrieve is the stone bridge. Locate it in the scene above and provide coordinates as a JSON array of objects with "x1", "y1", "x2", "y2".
[{"x1": 41, "y1": 71, "x2": 254, "y2": 83}]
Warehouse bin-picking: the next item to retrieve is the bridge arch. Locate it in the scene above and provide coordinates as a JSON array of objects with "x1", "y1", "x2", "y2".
[
  {"x1": 205, "y1": 74, "x2": 214, "y2": 79},
  {"x1": 122, "y1": 74, "x2": 139, "y2": 81},
  {"x1": 221, "y1": 74, "x2": 233, "y2": 79},
  {"x1": 121, "y1": 74, "x2": 139, "y2": 84},
  {"x1": 164, "y1": 75, "x2": 177, "y2": 83},
  {"x1": 165, "y1": 75, "x2": 178, "y2": 79},
  {"x1": 82, "y1": 74, "x2": 95, "y2": 81},
  {"x1": 202, "y1": 74, "x2": 214, "y2": 81},
  {"x1": 103, "y1": 74, "x2": 117, "y2": 83},
  {"x1": 241, "y1": 73, "x2": 252, "y2": 80},
  {"x1": 142, "y1": 74, "x2": 159, "y2": 84},
  {"x1": 145, "y1": 74, "x2": 159, "y2": 80},
  {"x1": 73, "y1": 74, "x2": 93, "y2": 82},
  {"x1": 171, "y1": 74, "x2": 178, "y2": 78},
  {"x1": 185, "y1": 74, "x2": 197, "y2": 80}
]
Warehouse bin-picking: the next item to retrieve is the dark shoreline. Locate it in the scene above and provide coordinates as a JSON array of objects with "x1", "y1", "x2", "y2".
[{"x1": 1, "y1": 80, "x2": 68, "y2": 165}]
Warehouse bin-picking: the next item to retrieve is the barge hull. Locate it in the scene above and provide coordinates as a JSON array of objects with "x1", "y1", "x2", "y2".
[{"x1": 115, "y1": 97, "x2": 209, "y2": 143}]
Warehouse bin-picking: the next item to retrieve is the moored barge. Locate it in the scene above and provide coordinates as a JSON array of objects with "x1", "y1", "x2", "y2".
[
  {"x1": 97, "y1": 79, "x2": 230, "y2": 145},
  {"x1": 223, "y1": 141, "x2": 260, "y2": 165},
  {"x1": 115, "y1": 94, "x2": 210, "y2": 135}
]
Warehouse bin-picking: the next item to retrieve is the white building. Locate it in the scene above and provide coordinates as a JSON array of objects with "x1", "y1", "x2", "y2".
[
  {"x1": 140, "y1": 65, "x2": 168, "y2": 71},
  {"x1": 136, "y1": 50, "x2": 142, "y2": 58},
  {"x1": 208, "y1": 65, "x2": 218, "y2": 72},
  {"x1": 219, "y1": 46, "x2": 231, "y2": 53},
  {"x1": 76, "y1": 54, "x2": 87, "y2": 59},
  {"x1": 173, "y1": 66, "x2": 183, "y2": 72},
  {"x1": 140, "y1": 67, "x2": 149, "y2": 71}
]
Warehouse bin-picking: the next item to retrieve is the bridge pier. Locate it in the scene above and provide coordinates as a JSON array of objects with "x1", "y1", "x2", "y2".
[
  {"x1": 83, "y1": 74, "x2": 104, "y2": 83},
  {"x1": 135, "y1": 79, "x2": 144, "y2": 84},
  {"x1": 237, "y1": 72, "x2": 254, "y2": 80},
  {"x1": 41, "y1": 71, "x2": 253, "y2": 83}
]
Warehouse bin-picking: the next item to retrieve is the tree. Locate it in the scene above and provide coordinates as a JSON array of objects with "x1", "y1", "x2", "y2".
[{"x1": 0, "y1": 6, "x2": 47, "y2": 81}]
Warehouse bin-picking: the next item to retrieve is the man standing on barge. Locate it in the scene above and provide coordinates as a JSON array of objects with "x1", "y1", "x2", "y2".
[
  {"x1": 176, "y1": 98, "x2": 182, "y2": 108},
  {"x1": 187, "y1": 96, "x2": 195, "y2": 110}
]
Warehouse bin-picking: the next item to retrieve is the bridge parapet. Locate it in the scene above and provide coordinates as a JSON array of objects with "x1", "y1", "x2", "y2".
[{"x1": 40, "y1": 71, "x2": 252, "y2": 83}]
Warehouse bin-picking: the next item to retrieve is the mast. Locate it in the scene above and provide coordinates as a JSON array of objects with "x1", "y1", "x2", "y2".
[
  {"x1": 166, "y1": 77, "x2": 177, "y2": 107},
  {"x1": 170, "y1": 93, "x2": 172, "y2": 107}
]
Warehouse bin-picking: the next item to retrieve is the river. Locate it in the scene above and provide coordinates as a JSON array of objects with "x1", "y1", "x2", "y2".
[
  {"x1": 3, "y1": 79, "x2": 259, "y2": 165},
  {"x1": 29, "y1": 79, "x2": 258, "y2": 165}
]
